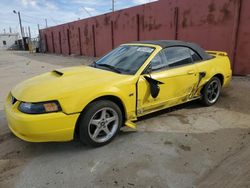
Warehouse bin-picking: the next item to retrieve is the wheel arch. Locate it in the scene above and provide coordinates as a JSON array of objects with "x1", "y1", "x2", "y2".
[
  {"x1": 200, "y1": 73, "x2": 224, "y2": 95},
  {"x1": 74, "y1": 95, "x2": 126, "y2": 140},
  {"x1": 213, "y1": 73, "x2": 224, "y2": 86}
]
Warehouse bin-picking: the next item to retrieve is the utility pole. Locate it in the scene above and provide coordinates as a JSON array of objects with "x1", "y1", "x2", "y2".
[
  {"x1": 45, "y1": 18, "x2": 48, "y2": 28},
  {"x1": 17, "y1": 12, "x2": 24, "y2": 37},
  {"x1": 112, "y1": 0, "x2": 115, "y2": 12},
  {"x1": 13, "y1": 10, "x2": 25, "y2": 49},
  {"x1": 37, "y1": 24, "x2": 41, "y2": 40},
  {"x1": 25, "y1": 26, "x2": 28, "y2": 37},
  {"x1": 22, "y1": 26, "x2": 25, "y2": 37},
  {"x1": 28, "y1": 26, "x2": 31, "y2": 38},
  {"x1": 37, "y1": 24, "x2": 40, "y2": 36},
  {"x1": 37, "y1": 24, "x2": 41, "y2": 52}
]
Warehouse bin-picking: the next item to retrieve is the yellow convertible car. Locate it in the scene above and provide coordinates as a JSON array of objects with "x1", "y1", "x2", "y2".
[{"x1": 5, "y1": 40, "x2": 232, "y2": 146}]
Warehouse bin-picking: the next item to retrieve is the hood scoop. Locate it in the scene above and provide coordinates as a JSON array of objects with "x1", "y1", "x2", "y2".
[{"x1": 52, "y1": 70, "x2": 64, "y2": 76}]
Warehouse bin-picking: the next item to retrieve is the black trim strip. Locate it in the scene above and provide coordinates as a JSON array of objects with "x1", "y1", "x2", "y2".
[{"x1": 135, "y1": 80, "x2": 139, "y2": 116}]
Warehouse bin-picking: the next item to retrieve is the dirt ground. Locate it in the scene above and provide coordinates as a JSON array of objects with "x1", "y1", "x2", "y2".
[{"x1": 0, "y1": 50, "x2": 250, "y2": 188}]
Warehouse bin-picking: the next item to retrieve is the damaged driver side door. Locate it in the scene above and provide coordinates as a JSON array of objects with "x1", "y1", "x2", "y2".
[{"x1": 137, "y1": 47, "x2": 199, "y2": 116}]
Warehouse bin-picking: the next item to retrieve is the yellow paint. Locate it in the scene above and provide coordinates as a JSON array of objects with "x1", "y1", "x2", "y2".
[
  {"x1": 5, "y1": 94, "x2": 79, "y2": 142},
  {"x1": 4, "y1": 43, "x2": 232, "y2": 142},
  {"x1": 125, "y1": 120, "x2": 137, "y2": 129}
]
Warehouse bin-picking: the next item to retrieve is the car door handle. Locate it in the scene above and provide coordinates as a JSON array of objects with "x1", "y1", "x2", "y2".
[{"x1": 187, "y1": 70, "x2": 195, "y2": 75}]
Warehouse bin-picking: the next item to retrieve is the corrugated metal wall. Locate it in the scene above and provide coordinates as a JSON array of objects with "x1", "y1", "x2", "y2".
[{"x1": 40, "y1": 0, "x2": 250, "y2": 75}]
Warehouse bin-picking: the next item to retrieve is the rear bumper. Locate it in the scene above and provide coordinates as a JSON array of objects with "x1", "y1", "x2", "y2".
[
  {"x1": 4, "y1": 95, "x2": 80, "y2": 142},
  {"x1": 223, "y1": 70, "x2": 232, "y2": 87}
]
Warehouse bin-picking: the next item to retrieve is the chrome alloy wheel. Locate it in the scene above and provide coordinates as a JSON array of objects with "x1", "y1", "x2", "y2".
[
  {"x1": 207, "y1": 79, "x2": 221, "y2": 104},
  {"x1": 88, "y1": 107, "x2": 119, "y2": 143}
]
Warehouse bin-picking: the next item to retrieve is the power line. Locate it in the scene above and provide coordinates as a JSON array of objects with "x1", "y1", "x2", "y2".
[
  {"x1": 21, "y1": 13, "x2": 45, "y2": 21},
  {"x1": 81, "y1": 7, "x2": 92, "y2": 17},
  {"x1": 22, "y1": 19, "x2": 40, "y2": 25},
  {"x1": 49, "y1": 16, "x2": 59, "y2": 25},
  {"x1": 21, "y1": 16, "x2": 43, "y2": 23},
  {"x1": 21, "y1": 19, "x2": 45, "y2": 27},
  {"x1": 22, "y1": 13, "x2": 62, "y2": 26}
]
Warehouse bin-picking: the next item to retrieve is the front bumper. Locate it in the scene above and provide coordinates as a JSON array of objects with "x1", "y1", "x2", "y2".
[{"x1": 4, "y1": 95, "x2": 80, "y2": 142}]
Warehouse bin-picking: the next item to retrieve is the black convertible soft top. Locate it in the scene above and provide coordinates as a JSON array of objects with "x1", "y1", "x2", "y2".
[{"x1": 132, "y1": 40, "x2": 213, "y2": 60}]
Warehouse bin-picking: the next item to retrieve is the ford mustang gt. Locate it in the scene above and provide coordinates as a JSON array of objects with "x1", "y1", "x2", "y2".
[{"x1": 4, "y1": 40, "x2": 232, "y2": 146}]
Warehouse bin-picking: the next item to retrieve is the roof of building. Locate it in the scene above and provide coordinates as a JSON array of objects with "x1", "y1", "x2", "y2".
[
  {"x1": 132, "y1": 40, "x2": 212, "y2": 60},
  {"x1": 0, "y1": 33, "x2": 19, "y2": 36}
]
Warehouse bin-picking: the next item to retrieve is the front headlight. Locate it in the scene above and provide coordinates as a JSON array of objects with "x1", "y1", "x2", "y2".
[{"x1": 18, "y1": 101, "x2": 62, "y2": 114}]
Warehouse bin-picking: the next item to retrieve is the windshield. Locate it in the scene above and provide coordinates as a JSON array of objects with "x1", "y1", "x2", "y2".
[{"x1": 93, "y1": 45, "x2": 155, "y2": 75}]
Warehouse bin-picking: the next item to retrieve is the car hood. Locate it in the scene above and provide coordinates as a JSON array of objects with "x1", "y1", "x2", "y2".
[{"x1": 11, "y1": 66, "x2": 131, "y2": 102}]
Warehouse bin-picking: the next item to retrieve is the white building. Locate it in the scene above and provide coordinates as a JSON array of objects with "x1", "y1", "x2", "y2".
[{"x1": 0, "y1": 33, "x2": 19, "y2": 49}]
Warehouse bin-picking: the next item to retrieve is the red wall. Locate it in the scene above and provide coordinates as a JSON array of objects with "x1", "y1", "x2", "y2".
[{"x1": 40, "y1": 0, "x2": 250, "y2": 75}]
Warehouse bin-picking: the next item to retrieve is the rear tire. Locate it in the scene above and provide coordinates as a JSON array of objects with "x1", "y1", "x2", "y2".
[
  {"x1": 201, "y1": 77, "x2": 221, "y2": 106},
  {"x1": 78, "y1": 100, "x2": 122, "y2": 147}
]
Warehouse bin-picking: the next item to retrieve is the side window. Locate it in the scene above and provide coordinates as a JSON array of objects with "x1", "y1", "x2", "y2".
[
  {"x1": 162, "y1": 47, "x2": 193, "y2": 67},
  {"x1": 150, "y1": 51, "x2": 167, "y2": 71},
  {"x1": 190, "y1": 49, "x2": 202, "y2": 62}
]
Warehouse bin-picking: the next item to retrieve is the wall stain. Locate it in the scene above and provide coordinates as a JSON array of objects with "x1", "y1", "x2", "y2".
[
  {"x1": 220, "y1": 2, "x2": 231, "y2": 21},
  {"x1": 95, "y1": 20, "x2": 100, "y2": 28},
  {"x1": 144, "y1": 19, "x2": 162, "y2": 31},
  {"x1": 207, "y1": 13, "x2": 216, "y2": 25},
  {"x1": 200, "y1": 1, "x2": 232, "y2": 26},
  {"x1": 124, "y1": 12, "x2": 129, "y2": 17},
  {"x1": 182, "y1": 9, "x2": 191, "y2": 28},
  {"x1": 84, "y1": 24, "x2": 88, "y2": 36},
  {"x1": 104, "y1": 15, "x2": 110, "y2": 26},
  {"x1": 208, "y1": 2, "x2": 216, "y2": 13}
]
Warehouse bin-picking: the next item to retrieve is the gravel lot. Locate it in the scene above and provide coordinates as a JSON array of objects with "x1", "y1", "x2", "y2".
[{"x1": 0, "y1": 50, "x2": 250, "y2": 188}]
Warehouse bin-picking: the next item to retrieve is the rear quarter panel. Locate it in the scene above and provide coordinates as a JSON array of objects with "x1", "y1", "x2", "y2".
[{"x1": 196, "y1": 53, "x2": 232, "y2": 89}]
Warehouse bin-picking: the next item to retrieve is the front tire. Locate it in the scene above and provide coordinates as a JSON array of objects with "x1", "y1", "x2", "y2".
[
  {"x1": 78, "y1": 100, "x2": 122, "y2": 147},
  {"x1": 201, "y1": 77, "x2": 221, "y2": 106}
]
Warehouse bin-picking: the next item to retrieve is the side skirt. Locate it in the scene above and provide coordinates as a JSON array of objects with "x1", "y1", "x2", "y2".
[{"x1": 136, "y1": 96, "x2": 201, "y2": 118}]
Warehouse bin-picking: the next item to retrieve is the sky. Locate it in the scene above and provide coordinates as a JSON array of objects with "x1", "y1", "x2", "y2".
[{"x1": 0, "y1": 0, "x2": 157, "y2": 38}]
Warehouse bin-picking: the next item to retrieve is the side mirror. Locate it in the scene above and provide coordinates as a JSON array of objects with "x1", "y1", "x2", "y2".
[{"x1": 144, "y1": 76, "x2": 164, "y2": 98}]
